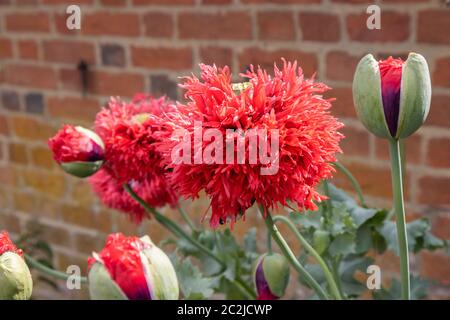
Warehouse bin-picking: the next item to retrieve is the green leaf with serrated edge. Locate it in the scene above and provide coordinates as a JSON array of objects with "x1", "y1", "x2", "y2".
[
  {"x1": 169, "y1": 254, "x2": 214, "y2": 300},
  {"x1": 329, "y1": 233, "x2": 356, "y2": 256}
]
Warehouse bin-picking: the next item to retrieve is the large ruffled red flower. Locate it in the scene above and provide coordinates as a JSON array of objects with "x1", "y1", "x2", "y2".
[
  {"x1": 94, "y1": 94, "x2": 176, "y2": 183},
  {"x1": 158, "y1": 60, "x2": 344, "y2": 227},
  {"x1": 48, "y1": 125, "x2": 104, "y2": 163},
  {"x1": 0, "y1": 231, "x2": 23, "y2": 257},
  {"x1": 88, "y1": 233, "x2": 151, "y2": 300},
  {"x1": 89, "y1": 169, "x2": 176, "y2": 223},
  {"x1": 91, "y1": 94, "x2": 178, "y2": 220}
]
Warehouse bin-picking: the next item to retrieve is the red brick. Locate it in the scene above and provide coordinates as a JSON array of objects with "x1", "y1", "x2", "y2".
[
  {"x1": 326, "y1": 87, "x2": 356, "y2": 119},
  {"x1": 42, "y1": 0, "x2": 93, "y2": 3},
  {"x1": 4, "y1": 64, "x2": 57, "y2": 89},
  {"x1": 18, "y1": 40, "x2": 39, "y2": 60},
  {"x1": 432, "y1": 214, "x2": 450, "y2": 240},
  {"x1": 258, "y1": 12, "x2": 295, "y2": 41},
  {"x1": 339, "y1": 125, "x2": 370, "y2": 157},
  {"x1": 0, "y1": 115, "x2": 9, "y2": 136},
  {"x1": 31, "y1": 147, "x2": 55, "y2": 169},
  {"x1": 59, "y1": 68, "x2": 82, "y2": 91},
  {"x1": 0, "y1": 38, "x2": 13, "y2": 58},
  {"x1": 133, "y1": 0, "x2": 194, "y2": 4},
  {"x1": 100, "y1": 0, "x2": 126, "y2": 5},
  {"x1": 326, "y1": 51, "x2": 361, "y2": 82},
  {"x1": 43, "y1": 40, "x2": 96, "y2": 64},
  {"x1": 427, "y1": 95, "x2": 450, "y2": 128},
  {"x1": 74, "y1": 232, "x2": 104, "y2": 254},
  {"x1": 0, "y1": 165, "x2": 17, "y2": 187},
  {"x1": 331, "y1": 0, "x2": 371, "y2": 2},
  {"x1": 346, "y1": 12, "x2": 409, "y2": 42},
  {"x1": 332, "y1": 161, "x2": 408, "y2": 199},
  {"x1": 143, "y1": 12, "x2": 173, "y2": 38},
  {"x1": 420, "y1": 251, "x2": 450, "y2": 285},
  {"x1": 238, "y1": 48, "x2": 317, "y2": 77},
  {"x1": 6, "y1": 13, "x2": 50, "y2": 33},
  {"x1": 433, "y1": 57, "x2": 450, "y2": 88},
  {"x1": 22, "y1": 169, "x2": 67, "y2": 198},
  {"x1": 9, "y1": 142, "x2": 28, "y2": 165},
  {"x1": 200, "y1": 46, "x2": 233, "y2": 67},
  {"x1": 89, "y1": 71, "x2": 145, "y2": 97},
  {"x1": 12, "y1": 116, "x2": 55, "y2": 141},
  {"x1": 243, "y1": 0, "x2": 320, "y2": 3},
  {"x1": 179, "y1": 12, "x2": 252, "y2": 40},
  {"x1": 418, "y1": 10, "x2": 450, "y2": 45},
  {"x1": 83, "y1": 12, "x2": 140, "y2": 37},
  {"x1": 418, "y1": 176, "x2": 450, "y2": 206},
  {"x1": 203, "y1": 0, "x2": 231, "y2": 3},
  {"x1": 375, "y1": 133, "x2": 422, "y2": 165},
  {"x1": 47, "y1": 96, "x2": 100, "y2": 122},
  {"x1": 299, "y1": 12, "x2": 341, "y2": 42},
  {"x1": 427, "y1": 137, "x2": 450, "y2": 168},
  {"x1": 131, "y1": 46, "x2": 192, "y2": 70}
]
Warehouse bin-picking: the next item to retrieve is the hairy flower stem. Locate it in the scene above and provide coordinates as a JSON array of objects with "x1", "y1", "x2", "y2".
[
  {"x1": 25, "y1": 254, "x2": 88, "y2": 283},
  {"x1": 124, "y1": 184, "x2": 257, "y2": 300},
  {"x1": 259, "y1": 207, "x2": 329, "y2": 300},
  {"x1": 177, "y1": 205, "x2": 199, "y2": 232},
  {"x1": 389, "y1": 140, "x2": 410, "y2": 300},
  {"x1": 332, "y1": 162, "x2": 367, "y2": 207},
  {"x1": 272, "y1": 215, "x2": 343, "y2": 300}
]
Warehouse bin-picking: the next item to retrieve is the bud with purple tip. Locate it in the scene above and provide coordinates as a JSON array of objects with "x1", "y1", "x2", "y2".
[{"x1": 253, "y1": 253, "x2": 290, "y2": 300}]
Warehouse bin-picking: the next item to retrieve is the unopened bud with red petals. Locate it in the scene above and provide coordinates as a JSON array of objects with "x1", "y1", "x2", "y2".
[
  {"x1": 48, "y1": 125, "x2": 105, "y2": 178},
  {"x1": 87, "y1": 233, "x2": 179, "y2": 300},
  {"x1": 253, "y1": 253, "x2": 290, "y2": 300},
  {"x1": 0, "y1": 231, "x2": 33, "y2": 300},
  {"x1": 353, "y1": 53, "x2": 431, "y2": 140}
]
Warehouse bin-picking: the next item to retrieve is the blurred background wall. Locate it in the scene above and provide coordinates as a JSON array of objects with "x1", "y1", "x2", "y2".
[{"x1": 0, "y1": 0, "x2": 449, "y2": 299}]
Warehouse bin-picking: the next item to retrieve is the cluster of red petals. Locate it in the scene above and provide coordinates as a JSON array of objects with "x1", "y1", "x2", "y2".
[
  {"x1": 88, "y1": 233, "x2": 151, "y2": 300},
  {"x1": 158, "y1": 61, "x2": 344, "y2": 227},
  {"x1": 0, "y1": 231, "x2": 23, "y2": 257},
  {"x1": 89, "y1": 169, "x2": 176, "y2": 223},
  {"x1": 48, "y1": 125, "x2": 103, "y2": 163},
  {"x1": 379, "y1": 56, "x2": 404, "y2": 137},
  {"x1": 91, "y1": 94, "x2": 178, "y2": 220}
]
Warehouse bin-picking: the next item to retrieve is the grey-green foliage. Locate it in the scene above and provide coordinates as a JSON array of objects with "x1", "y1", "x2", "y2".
[{"x1": 291, "y1": 183, "x2": 448, "y2": 299}]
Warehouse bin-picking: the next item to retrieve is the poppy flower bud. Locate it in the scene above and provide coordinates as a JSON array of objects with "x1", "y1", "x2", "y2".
[
  {"x1": 353, "y1": 53, "x2": 431, "y2": 140},
  {"x1": 0, "y1": 231, "x2": 33, "y2": 300},
  {"x1": 48, "y1": 125, "x2": 105, "y2": 178},
  {"x1": 88, "y1": 233, "x2": 179, "y2": 300},
  {"x1": 253, "y1": 253, "x2": 290, "y2": 300}
]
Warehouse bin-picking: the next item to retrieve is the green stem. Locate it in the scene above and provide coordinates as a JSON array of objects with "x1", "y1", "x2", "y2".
[
  {"x1": 272, "y1": 215, "x2": 342, "y2": 300},
  {"x1": 124, "y1": 184, "x2": 257, "y2": 299},
  {"x1": 124, "y1": 184, "x2": 223, "y2": 267},
  {"x1": 267, "y1": 229, "x2": 273, "y2": 254},
  {"x1": 177, "y1": 205, "x2": 198, "y2": 232},
  {"x1": 323, "y1": 180, "x2": 332, "y2": 221},
  {"x1": 25, "y1": 254, "x2": 87, "y2": 284},
  {"x1": 259, "y1": 207, "x2": 329, "y2": 300},
  {"x1": 332, "y1": 162, "x2": 367, "y2": 207},
  {"x1": 389, "y1": 139, "x2": 410, "y2": 300}
]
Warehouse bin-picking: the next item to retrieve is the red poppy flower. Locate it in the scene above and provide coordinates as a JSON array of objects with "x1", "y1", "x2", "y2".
[
  {"x1": 158, "y1": 60, "x2": 344, "y2": 227},
  {"x1": 379, "y1": 57, "x2": 404, "y2": 137},
  {"x1": 0, "y1": 231, "x2": 23, "y2": 257},
  {"x1": 88, "y1": 233, "x2": 151, "y2": 300},
  {"x1": 92, "y1": 94, "x2": 178, "y2": 220},
  {"x1": 48, "y1": 125, "x2": 104, "y2": 164},
  {"x1": 89, "y1": 169, "x2": 176, "y2": 223}
]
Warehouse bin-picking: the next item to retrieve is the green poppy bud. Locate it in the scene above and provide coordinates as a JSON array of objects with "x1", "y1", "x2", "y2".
[
  {"x1": 0, "y1": 232, "x2": 33, "y2": 300},
  {"x1": 88, "y1": 233, "x2": 179, "y2": 300},
  {"x1": 353, "y1": 53, "x2": 431, "y2": 140},
  {"x1": 48, "y1": 125, "x2": 105, "y2": 178},
  {"x1": 253, "y1": 253, "x2": 290, "y2": 300}
]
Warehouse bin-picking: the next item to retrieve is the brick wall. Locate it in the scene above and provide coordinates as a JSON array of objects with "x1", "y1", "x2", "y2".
[{"x1": 0, "y1": 0, "x2": 449, "y2": 299}]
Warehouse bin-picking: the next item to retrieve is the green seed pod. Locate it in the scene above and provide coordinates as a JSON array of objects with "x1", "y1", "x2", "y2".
[{"x1": 0, "y1": 251, "x2": 33, "y2": 300}]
